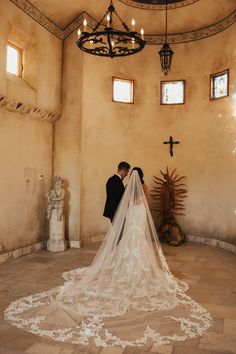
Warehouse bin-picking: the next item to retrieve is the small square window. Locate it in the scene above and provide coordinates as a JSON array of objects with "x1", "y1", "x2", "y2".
[
  {"x1": 6, "y1": 42, "x2": 23, "y2": 77},
  {"x1": 161, "y1": 80, "x2": 185, "y2": 105},
  {"x1": 210, "y1": 69, "x2": 229, "y2": 100},
  {"x1": 113, "y1": 77, "x2": 133, "y2": 104}
]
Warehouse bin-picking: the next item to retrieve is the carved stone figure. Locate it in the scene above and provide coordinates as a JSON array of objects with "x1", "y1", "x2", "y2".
[
  {"x1": 151, "y1": 167, "x2": 187, "y2": 246},
  {"x1": 45, "y1": 176, "x2": 67, "y2": 252},
  {"x1": 45, "y1": 176, "x2": 65, "y2": 221}
]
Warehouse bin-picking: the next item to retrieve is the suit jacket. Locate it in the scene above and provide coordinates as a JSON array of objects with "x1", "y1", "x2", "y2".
[{"x1": 103, "y1": 174, "x2": 125, "y2": 221}]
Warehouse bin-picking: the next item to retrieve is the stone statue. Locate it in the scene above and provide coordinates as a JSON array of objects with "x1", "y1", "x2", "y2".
[
  {"x1": 45, "y1": 176, "x2": 67, "y2": 252},
  {"x1": 151, "y1": 167, "x2": 187, "y2": 246},
  {"x1": 45, "y1": 176, "x2": 65, "y2": 221}
]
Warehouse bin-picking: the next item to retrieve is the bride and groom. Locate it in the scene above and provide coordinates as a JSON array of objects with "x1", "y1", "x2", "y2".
[
  {"x1": 4, "y1": 161, "x2": 212, "y2": 347},
  {"x1": 103, "y1": 161, "x2": 149, "y2": 221},
  {"x1": 103, "y1": 161, "x2": 151, "y2": 248}
]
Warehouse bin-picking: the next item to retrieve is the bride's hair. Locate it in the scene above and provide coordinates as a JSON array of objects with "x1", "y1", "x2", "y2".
[{"x1": 131, "y1": 167, "x2": 144, "y2": 184}]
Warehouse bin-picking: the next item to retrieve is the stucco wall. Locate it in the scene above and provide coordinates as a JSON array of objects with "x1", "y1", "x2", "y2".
[
  {"x1": 0, "y1": 0, "x2": 62, "y2": 252},
  {"x1": 53, "y1": 33, "x2": 83, "y2": 243},
  {"x1": 61, "y1": 24, "x2": 236, "y2": 245},
  {"x1": 1, "y1": 0, "x2": 235, "y2": 251}
]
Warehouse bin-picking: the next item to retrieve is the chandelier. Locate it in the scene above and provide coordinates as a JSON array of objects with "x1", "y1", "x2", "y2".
[
  {"x1": 76, "y1": 1, "x2": 145, "y2": 58},
  {"x1": 159, "y1": 0, "x2": 174, "y2": 75}
]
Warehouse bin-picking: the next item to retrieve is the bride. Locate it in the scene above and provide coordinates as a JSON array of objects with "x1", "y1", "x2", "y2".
[{"x1": 4, "y1": 169, "x2": 212, "y2": 347}]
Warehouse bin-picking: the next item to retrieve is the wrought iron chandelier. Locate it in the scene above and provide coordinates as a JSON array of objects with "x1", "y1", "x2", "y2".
[
  {"x1": 76, "y1": 1, "x2": 145, "y2": 58},
  {"x1": 159, "y1": 0, "x2": 174, "y2": 75}
]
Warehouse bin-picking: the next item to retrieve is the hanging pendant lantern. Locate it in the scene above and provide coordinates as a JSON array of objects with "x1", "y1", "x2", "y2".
[{"x1": 159, "y1": 0, "x2": 174, "y2": 75}]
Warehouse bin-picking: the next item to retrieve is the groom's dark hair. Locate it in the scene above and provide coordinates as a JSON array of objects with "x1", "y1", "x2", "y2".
[{"x1": 118, "y1": 161, "x2": 130, "y2": 171}]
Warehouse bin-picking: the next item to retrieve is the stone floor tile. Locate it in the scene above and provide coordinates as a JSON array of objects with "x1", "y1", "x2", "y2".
[
  {"x1": 209, "y1": 292, "x2": 236, "y2": 307},
  {"x1": 0, "y1": 294, "x2": 15, "y2": 313},
  {"x1": 182, "y1": 276, "x2": 200, "y2": 287},
  {"x1": 214, "y1": 270, "x2": 236, "y2": 281},
  {"x1": 166, "y1": 262, "x2": 182, "y2": 271},
  {"x1": 209, "y1": 317, "x2": 224, "y2": 334},
  {"x1": 78, "y1": 344, "x2": 102, "y2": 354},
  {"x1": 198, "y1": 277, "x2": 232, "y2": 291},
  {"x1": 123, "y1": 349, "x2": 153, "y2": 354},
  {"x1": 175, "y1": 253, "x2": 198, "y2": 261},
  {"x1": 199, "y1": 331, "x2": 236, "y2": 353},
  {"x1": 150, "y1": 344, "x2": 173, "y2": 353},
  {"x1": 0, "y1": 244, "x2": 235, "y2": 354},
  {"x1": 0, "y1": 318, "x2": 13, "y2": 331},
  {"x1": 171, "y1": 337, "x2": 200, "y2": 349},
  {"x1": 177, "y1": 262, "x2": 200, "y2": 273},
  {"x1": 72, "y1": 345, "x2": 101, "y2": 354},
  {"x1": 0, "y1": 347, "x2": 25, "y2": 354},
  {"x1": 172, "y1": 346, "x2": 228, "y2": 354},
  {"x1": 100, "y1": 346, "x2": 124, "y2": 354},
  {"x1": 223, "y1": 318, "x2": 236, "y2": 336},
  {"x1": 25, "y1": 342, "x2": 75, "y2": 354},
  {"x1": 5, "y1": 282, "x2": 52, "y2": 298},
  {"x1": 203, "y1": 303, "x2": 236, "y2": 319},
  {"x1": 0, "y1": 325, "x2": 36, "y2": 351},
  {"x1": 187, "y1": 288, "x2": 212, "y2": 303}
]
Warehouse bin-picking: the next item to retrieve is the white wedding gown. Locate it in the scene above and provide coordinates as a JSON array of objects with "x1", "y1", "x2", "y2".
[{"x1": 4, "y1": 172, "x2": 212, "y2": 347}]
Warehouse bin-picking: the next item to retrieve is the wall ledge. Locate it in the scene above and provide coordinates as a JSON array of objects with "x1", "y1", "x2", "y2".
[
  {"x1": 0, "y1": 235, "x2": 234, "y2": 264},
  {"x1": 0, "y1": 240, "x2": 81, "y2": 264},
  {"x1": 81, "y1": 233, "x2": 236, "y2": 255},
  {"x1": 0, "y1": 241, "x2": 47, "y2": 264},
  {"x1": 82, "y1": 234, "x2": 104, "y2": 247},
  {"x1": 0, "y1": 94, "x2": 60, "y2": 123},
  {"x1": 68, "y1": 240, "x2": 81, "y2": 249},
  {"x1": 186, "y1": 234, "x2": 236, "y2": 255}
]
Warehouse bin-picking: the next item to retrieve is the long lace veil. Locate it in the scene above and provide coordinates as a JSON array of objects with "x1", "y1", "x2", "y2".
[
  {"x1": 64, "y1": 170, "x2": 185, "y2": 293},
  {"x1": 4, "y1": 171, "x2": 212, "y2": 347}
]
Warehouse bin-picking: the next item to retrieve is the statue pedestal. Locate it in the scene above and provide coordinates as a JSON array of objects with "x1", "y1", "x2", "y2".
[{"x1": 47, "y1": 209, "x2": 67, "y2": 252}]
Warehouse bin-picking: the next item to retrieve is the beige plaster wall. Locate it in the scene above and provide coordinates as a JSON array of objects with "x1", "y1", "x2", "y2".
[
  {"x1": 0, "y1": 0, "x2": 62, "y2": 252},
  {"x1": 77, "y1": 24, "x2": 236, "y2": 245},
  {"x1": 0, "y1": 2, "x2": 235, "y2": 254},
  {"x1": 0, "y1": 112, "x2": 53, "y2": 251},
  {"x1": 53, "y1": 34, "x2": 83, "y2": 242}
]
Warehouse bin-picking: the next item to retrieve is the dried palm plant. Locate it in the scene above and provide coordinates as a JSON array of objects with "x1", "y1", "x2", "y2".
[{"x1": 151, "y1": 167, "x2": 187, "y2": 246}]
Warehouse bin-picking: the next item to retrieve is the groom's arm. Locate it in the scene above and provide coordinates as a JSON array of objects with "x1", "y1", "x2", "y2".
[
  {"x1": 106, "y1": 178, "x2": 119, "y2": 200},
  {"x1": 106, "y1": 178, "x2": 124, "y2": 206}
]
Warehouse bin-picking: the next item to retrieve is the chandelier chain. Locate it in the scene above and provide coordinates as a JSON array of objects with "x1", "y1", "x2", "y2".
[{"x1": 165, "y1": 0, "x2": 168, "y2": 42}]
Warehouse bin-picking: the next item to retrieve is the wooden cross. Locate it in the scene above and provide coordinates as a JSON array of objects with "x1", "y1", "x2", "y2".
[{"x1": 163, "y1": 136, "x2": 180, "y2": 157}]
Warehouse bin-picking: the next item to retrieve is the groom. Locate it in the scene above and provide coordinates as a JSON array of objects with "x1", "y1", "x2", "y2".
[{"x1": 103, "y1": 161, "x2": 130, "y2": 222}]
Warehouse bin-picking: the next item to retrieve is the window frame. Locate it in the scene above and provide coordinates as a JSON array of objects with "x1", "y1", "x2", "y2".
[
  {"x1": 7, "y1": 41, "x2": 23, "y2": 78},
  {"x1": 112, "y1": 77, "x2": 134, "y2": 104},
  {"x1": 210, "y1": 69, "x2": 229, "y2": 101},
  {"x1": 160, "y1": 80, "x2": 186, "y2": 105}
]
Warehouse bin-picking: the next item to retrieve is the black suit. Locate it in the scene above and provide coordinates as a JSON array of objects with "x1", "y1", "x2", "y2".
[{"x1": 103, "y1": 174, "x2": 124, "y2": 222}]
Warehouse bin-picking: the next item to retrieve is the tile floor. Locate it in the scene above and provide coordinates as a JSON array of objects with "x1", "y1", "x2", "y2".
[{"x1": 0, "y1": 242, "x2": 235, "y2": 354}]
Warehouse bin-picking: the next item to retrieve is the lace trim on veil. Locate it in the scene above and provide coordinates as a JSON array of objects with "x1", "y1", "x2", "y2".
[{"x1": 4, "y1": 171, "x2": 212, "y2": 347}]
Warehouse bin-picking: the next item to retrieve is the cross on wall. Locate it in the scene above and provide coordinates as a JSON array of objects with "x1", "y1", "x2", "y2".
[{"x1": 163, "y1": 136, "x2": 180, "y2": 157}]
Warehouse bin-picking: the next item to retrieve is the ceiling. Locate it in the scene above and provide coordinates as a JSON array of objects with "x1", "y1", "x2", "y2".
[
  {"x1": 26, "y1": 0, "x2": 236, "y2": 35},
  {"x1": 132, "y1": 0, "x2": 186, "y2": 3},
  {"x1": 120, "y1": 0, "x2": 199, "y2": 9}
]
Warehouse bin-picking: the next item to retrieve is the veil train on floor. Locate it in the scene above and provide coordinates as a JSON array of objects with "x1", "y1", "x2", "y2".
[{"x1": 4, "y1": 171, "x2": 212, "y2": 347}]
